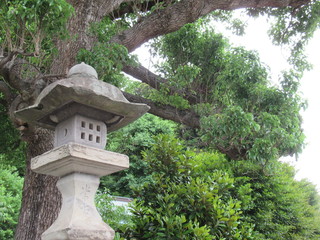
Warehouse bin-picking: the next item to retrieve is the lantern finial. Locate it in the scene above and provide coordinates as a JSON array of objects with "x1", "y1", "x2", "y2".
[{"x1": 67, "y1": 62, "x2": 98, "y2": 79}]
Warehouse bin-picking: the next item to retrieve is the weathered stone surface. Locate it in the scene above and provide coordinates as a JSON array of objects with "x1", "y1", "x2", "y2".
[
  {"x1": 31, "y1": 143, "x2": 129, "y2": 177},
  {"x1": 67, "y1": 62, "x2": 98, "y2": 79},
  {"x1": 41, "y1": 173, "x2": 115, "y2": 240},
  {"x1": 54, "y1": 115, "x2": 107, "y2": 149},
  {"x1": 15, "y1": 63, "x2": 150, "y2": 132}
]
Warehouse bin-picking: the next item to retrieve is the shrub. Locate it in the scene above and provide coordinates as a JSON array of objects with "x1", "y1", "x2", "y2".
[{"x1": 0, "y1": 165, "x2": 23, "y2": 239}]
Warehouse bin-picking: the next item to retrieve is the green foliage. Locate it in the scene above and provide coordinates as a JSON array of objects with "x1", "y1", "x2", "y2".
[
  {"x1": 0, "y1": 104, "x2": 26, "y2": 175},
  {"x1": 151, "y1": 23, "x2": 229, "y2": 104},
  {"x1": 95, "y1": 189, "x2": 134, "y2": 233},
  {"x1": 90, "y1": 16, "x2": 131, "y2": 43},
  {"x1": 0, "y1": 0, "x2": 73, "y2": 54},
  {"x1": 101, "y1": 114, "x2": 177, "y2": 196},
  {"x1": 77, "y1": 43, "x2": 137, "y2": 87},
  {"x1": 0, "y1": 165, "x2": 23, "y2": 239},
  {"x1": 121, "y1": 135, "x2": 256, "y2": 239},
  {"x1": 233, "y1": 160, "x2": 320, "y2": 239},
  {"x1": 107, "y1": 135, "x2": 320, "y2": 239},
  {"x1": 76, "y1": 15, "x2": 139, "y2": 87},
  {"x1": 246, "y1": 1, "x2": 320, "y2": 72},
  {"x1": 147, "y1": 22, "x2": 305, "y2": 161},
  {"x1": 268, "y1": 2, "x2": 320, "y2": 71}
]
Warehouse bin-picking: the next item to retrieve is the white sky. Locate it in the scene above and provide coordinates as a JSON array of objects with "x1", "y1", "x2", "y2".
[{"x1": 135, "y1": 14, "x2": 320, "y2": 192}]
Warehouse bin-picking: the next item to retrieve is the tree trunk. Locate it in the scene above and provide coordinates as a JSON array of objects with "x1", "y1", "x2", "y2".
[{"x1": 15, "y1": 128, "x2": 60, "y2": 240}]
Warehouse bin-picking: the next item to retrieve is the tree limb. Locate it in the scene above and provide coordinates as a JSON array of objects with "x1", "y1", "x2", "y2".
[
  {"x1": 0, "y1": 50, "x2": 34, "y2": 70},
  {"x1": 123, "y1": 64, "x2": 198, "y2": 103},
  {"x1": 123, "y1": 91, "x2": 200, "y2": 128},
  {"x1": 110, "y1": 0, "x2": 311, "y2": 52},
  {"x1": 123, "y1": 64, "x2": 167, "y2": 89}
]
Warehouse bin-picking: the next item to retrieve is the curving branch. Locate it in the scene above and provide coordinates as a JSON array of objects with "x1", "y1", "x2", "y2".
[
  {"x1": 123, "y1": 91, "x2": 200, "y2": 128},
  {"x1": 110, "y1": 0, "x2": 311, "y2": 52}
]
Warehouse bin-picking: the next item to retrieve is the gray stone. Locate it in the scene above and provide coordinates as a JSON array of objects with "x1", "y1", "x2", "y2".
[
  {"x1": 54, "y1": 114, "x2": 107, "y2": 149},
  {"x1": 67, "y1": 62, "x2": 98, "y2": 79},
  {"x1": 15, "y1": 64, "x2": 150, "y2": 132},
  {"x1": 41, "y1": 173, "x2": 115, "y2": 240},
  {"x1": 31, "y1": 143, "x2": 129, "y2": 177}
]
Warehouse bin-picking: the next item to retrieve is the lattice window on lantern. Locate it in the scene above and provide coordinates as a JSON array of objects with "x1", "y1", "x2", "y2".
[{"x1": 54, "y1": 114, "x2": 107, "y2": 149}]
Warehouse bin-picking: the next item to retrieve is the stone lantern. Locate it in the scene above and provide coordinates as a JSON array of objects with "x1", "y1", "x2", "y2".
[{"x1": 15, "y1": 63, "x2": 150, "y2": 240}]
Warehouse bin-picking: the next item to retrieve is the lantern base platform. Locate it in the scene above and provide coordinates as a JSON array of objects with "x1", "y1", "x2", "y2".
[{"x1": 31, "y1": 143, "x2": 129, "y2": 177}]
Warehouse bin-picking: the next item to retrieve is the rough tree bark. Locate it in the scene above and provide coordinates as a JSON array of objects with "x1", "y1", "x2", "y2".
[
  {"x1": 0, "y1": 0, "x2": 312, "y2": 239},
  {"x1": 14, "y1": 128, "x2": 59, "y2": 240}
]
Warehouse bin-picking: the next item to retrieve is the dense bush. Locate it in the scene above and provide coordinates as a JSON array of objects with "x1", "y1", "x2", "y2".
[
  {"x1": 121, "y1": 135, "x2": 256, "y2": 239},
  {"x1": 115, "y1": 135, "x2": 320, "y2": 239},
  {"x1": 0, "y1": 165, "x2": 23, "y2": 239}
]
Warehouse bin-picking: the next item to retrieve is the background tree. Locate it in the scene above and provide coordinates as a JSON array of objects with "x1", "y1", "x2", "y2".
[{"x1": 0, "y1": 0, "x2": 320, "y2": 239}]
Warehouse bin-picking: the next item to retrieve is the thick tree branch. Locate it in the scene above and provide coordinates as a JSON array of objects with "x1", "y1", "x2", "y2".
[
  {"x1": 123, "y1": 64, "x2": 166, "y2": 89},
  {"x1": 123, "y1": 91, "x2": 200, "y2": 128},
  {"x1": 110, "y1": 0, "x2": 311, "y2": 52},
  {"x1": 123, "y1": 64, "x2": 198, "y2": 103}
]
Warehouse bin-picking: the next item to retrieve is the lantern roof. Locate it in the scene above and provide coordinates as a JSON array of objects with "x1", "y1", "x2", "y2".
[{"x1": 15, "y1": 63, "x2": 150, "y2": 132}]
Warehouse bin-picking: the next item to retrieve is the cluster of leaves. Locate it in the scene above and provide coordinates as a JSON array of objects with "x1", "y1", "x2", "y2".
[
  {"x1": 148, "y1": 22, "x2": 305, "y2": 162},
  {"x1": 120, "y1": 135, "x2": 255, "y2": 239},
  {"x1": 0, "y1": 0, "x2": 73, "y2": 56},
  {"x1": 76, "y1": 15, "x2": 139, "y2": 87},
  {"x1": 77, "y1": 43, "x2": 137, "y2": 87},
  {"x1": 112, "y1": 135, "x2": 320, "y2": 239},
  {"x1": 95, "y1": 189, "x2": 134, "y2": 233},
  {"x1": 101, "y1": 114, "x2": 177, "y2": 196},
  {"x1": 0, "y1": 103, "x2": 26, "y2": 175},
  {"x1": 0, "y1": 165, "x2": 23, "y2": 239}
]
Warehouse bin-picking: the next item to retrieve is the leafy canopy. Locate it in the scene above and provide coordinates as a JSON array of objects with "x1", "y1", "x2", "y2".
[
  {"x1": 0, "y1": 0, "x2": 73, "y2": 55},
  {"x1": 140, "y1": 22, "x2": 306, "y2": 163}
]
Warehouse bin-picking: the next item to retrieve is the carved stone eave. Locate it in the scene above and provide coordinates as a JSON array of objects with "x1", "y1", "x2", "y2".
[{"x1": 15, "y1": 74, "x2": 150, "y2": 132}]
